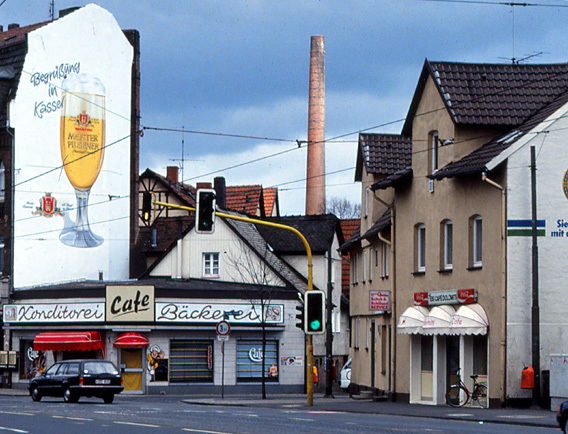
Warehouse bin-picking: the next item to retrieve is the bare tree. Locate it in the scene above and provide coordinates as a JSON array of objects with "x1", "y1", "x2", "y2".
[
  {"x1": 226, "y1": 241, "x2": 284, "y2": 400},
  {"x1": 326, "y1": 196, "x2": 361, "y2": 219}
]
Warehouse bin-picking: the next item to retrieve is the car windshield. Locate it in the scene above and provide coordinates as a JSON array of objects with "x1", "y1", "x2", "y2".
[{"x1": 84, "y1": 362, "x2": 118, "y2": 375}]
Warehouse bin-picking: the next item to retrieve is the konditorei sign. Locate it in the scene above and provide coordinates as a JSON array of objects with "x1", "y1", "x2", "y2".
[
  {"x1": 2, "y1": 303, "x2": 104, "y2": 323},
  {"x1": 414, "y1": 288, "x2": 477, "y2": 306}
]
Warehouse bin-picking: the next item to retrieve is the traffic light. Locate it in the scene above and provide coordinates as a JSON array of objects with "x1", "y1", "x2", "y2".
[
  {"x1": 142, "y1": 191, "x2": 152, "y2": 222},
  {"x1": 196, "y1": 189, "x2": 216, "y2": 234},
  {"x1": 295, "y1": 303, "x2": 304, "y2": 330},
  {"x1": 305, "y1": 290, "x2": 325, "y2": 334}
]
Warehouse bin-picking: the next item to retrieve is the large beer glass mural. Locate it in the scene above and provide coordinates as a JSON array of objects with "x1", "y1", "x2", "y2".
[{"x1": 59, "y1": 74, "x2": 105, "y2": 248}]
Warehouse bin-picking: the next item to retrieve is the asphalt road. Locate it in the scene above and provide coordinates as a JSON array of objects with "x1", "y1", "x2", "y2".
[{"x1": 0, "y1": 394, "x2": 560, "y2": 433}]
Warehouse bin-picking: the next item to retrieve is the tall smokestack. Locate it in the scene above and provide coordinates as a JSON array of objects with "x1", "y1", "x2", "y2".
[{"x1": 305, "y1": 35, "x2": 326, "y2": 215}]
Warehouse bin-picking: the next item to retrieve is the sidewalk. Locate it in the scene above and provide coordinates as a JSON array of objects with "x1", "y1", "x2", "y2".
[
  {"x1": 181, "y1": 394, "x2": 559, "y2": 429},
  {"x1": 0, "y1": 388, "x2": 559, "y2": 429}
]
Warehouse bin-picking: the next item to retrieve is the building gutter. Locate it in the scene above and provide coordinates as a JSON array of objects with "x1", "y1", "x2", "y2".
[
  {"x1": 373, "y1": 192, "x2": 396, "y2": 398},
  {"x1": 482, "y1": 172, "x2": 507, "y2": 404}
]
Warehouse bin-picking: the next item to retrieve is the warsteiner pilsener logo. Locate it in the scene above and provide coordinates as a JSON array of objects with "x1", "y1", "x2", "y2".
[
  {"x1": 33, "y1": 193, "x2": 63, "y2": 218},
  {"x1": 563, "y1": 169, "x2": 568, "y2": 200}
]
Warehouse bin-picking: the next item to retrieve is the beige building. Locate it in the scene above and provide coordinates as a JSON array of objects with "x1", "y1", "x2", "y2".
[{"x1": 342, "y1": 60, "x2": 568, "y2": 407}]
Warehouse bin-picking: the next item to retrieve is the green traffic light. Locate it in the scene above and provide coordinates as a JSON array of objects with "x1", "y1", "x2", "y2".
[{"x1": 309, "y1": 320, "x2": 321, "y2": 331}]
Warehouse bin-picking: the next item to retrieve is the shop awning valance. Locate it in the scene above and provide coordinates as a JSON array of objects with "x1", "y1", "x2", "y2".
[
  {"x1": 34, "y1": 331, "x2": 104, "y2": 352},
  {"x1": 113, "y1": 332, "x2": 149, "y2": 348},
  {"x1": 449, "y1": 304, "x2": 489, "y2": 335},
  {"x1": 422, "y1": 305, "x2": 455, "y2": 335},
  {"x1": 397, "y1": 306, "x2": 429, "y2": 334}
]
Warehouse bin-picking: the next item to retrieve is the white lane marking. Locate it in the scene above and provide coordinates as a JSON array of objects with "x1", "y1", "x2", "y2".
[
  {"x1": 0, "y1": 427, "x2": 28, "y2": 433},
  {"x1": 0, "y1": 412, "x2": 34, "y2": 416},
  {"x1": 114, "y1": 421, "x2": 160, "y2": 428},
  {"x1": 182, "y1": 429, "x2": 233, "y2": 434},
  {"x1": 290, "y1": 417, "x2": 313, "y2": 422},
  {"x1": 51, "y1": 416, "x2": 93, "y2": 421}
]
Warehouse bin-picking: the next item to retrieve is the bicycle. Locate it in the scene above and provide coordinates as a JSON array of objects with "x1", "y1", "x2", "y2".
[{"x1": 446, "y1": 369, "x2": 488, "y2": 408}]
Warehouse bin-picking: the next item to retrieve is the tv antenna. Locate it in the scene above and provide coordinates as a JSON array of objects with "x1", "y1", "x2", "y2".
[
  {"x1": 169, "y1": 126, "x2": 203, "y2": 183},
  {"x1": 49, "y1": 0, "x2": 55, "y2": 20}
]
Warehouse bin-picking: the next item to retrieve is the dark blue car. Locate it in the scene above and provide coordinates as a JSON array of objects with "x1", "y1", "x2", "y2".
[{"x1": 558, "y1": 400, "x2": 568, "y2": 433}]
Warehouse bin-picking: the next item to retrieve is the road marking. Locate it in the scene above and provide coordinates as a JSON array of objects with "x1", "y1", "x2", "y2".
[
  {"x1": 182, "y1": 429, "x2": 233, "y2": 434},
  {"x1": 114, "y1": 421, "x2": 160, "y2": 428},
  {"x1": 0, "y1": 427, "x2": 28, "y2": 433},
  {"x1": 0, "y1": 412, "x2": 34, "y2": 417},
  {"x1": 446, "y1": 413, "x2": 474, "y2": 417},
  {"x1": 290, "y1": 417, "x2": 313, "y2": 422},
  {"x1": 51, "y1": 416, "x2": 93, "y2": 422}
]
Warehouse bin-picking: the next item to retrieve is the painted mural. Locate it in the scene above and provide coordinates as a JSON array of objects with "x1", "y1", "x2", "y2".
[{"x1": 9, "y1": 5, "x2": 133, "y2": 288}]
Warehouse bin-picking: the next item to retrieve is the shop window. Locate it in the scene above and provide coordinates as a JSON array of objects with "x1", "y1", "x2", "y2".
[
  {"x1": 169, "y1": 340, "x2": 213, "y2": 383},
  {"x1": 473, "y1": 335, "x2": 488, "y2": 376},
  {"x1": 420, "y1": 335, "x2": 434, "y2": 401},
  {"x1": 19, "y1": 340, "x2": 46, "y2": 380},
  {"x1": 441, "y1": 220, "x2": 453, "y2": 271},
  {"x1": 236, "y1": 340, "x2": 279, "y2": 382},
  {"x1": 415, "y1": 223, "x2": 426, "y2": 273},
  {"x1": 469, "y1": 215, "x2": 482, "y2": 268},
  {"x1": 202, "y1": 252, "x2": 220, "y2": 277}
]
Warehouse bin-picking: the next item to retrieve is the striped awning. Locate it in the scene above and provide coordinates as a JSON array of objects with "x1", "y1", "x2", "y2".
[
  {"x1": 113, "y1": 332, "x2": 149, "y2": 348},
  {"x1": 34, "y1": 331, "x2": 104, "y2": 352}
]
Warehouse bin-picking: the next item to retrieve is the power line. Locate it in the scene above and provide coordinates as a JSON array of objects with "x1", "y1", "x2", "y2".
[{"x1": 418, "y1": 0, "x2": 568, "y2": 7}]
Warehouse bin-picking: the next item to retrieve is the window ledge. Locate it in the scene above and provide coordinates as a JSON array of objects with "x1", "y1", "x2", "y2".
[
  {"x1": 438, "y1": 268, "x2": 453, "y2": 274},
  {"x1": 467, "y1": 266, "x2": 482, "y2": 271},
  {"x1": 412, "y1": 271, "x2": 425, "y2": 276}
]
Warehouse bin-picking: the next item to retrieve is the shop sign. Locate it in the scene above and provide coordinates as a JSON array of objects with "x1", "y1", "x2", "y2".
[
  {"x1": 155, "y1": 302, "x2": 284, "y2": 324},
  {"x1": 106, "y1": 286, "x2": 154, "y2": 322},
  {"x1": 369, "y1": 290, "x2": 391, "y2": 313},
  {"x1": 414, "y1": 288, "x2": 477, "y2": 306},
  {"x1": 2, "y1": 303, "x2": 104, "y2": 323}
]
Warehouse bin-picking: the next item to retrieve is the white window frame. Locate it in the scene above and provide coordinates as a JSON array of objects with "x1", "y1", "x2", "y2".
[
  {"x1": 417, "y1": 224, "x2": 426, "y2": 273},
  {"x1": 431, "y1": 131, "x2": 439, "y2": 174},
  {"x1": 352, "y1": 253, "x2": 358, "y2": 284},
  {"x1": 365, "y1": 187, "x2": 370, "y2": 218},
  {"x1": 362, "y1": 250, "x2": 367, "y2": 283},
  {"x1": 354, "y1": 318, "x2": 360, "y2": 349},
  {"x1": 443, "y1": 220, "x2": 453, "y2": 270},
  {"x1": 381, "y1": 242, "x2": 389, "y2": 278},
  {"x1": 202, "y1": 252, "x2": 220, "y2": 277},
  {"x1": 369, "y1": 247, "x2": 373, "y2": 282},
  {"x1": 473, "y1": 216, "x2": 482, "y2": 267}
]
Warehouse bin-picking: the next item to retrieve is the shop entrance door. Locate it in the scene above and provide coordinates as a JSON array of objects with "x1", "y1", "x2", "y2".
[{"x1": 120, "y1": 348, "x2": 144, "y2": 394}]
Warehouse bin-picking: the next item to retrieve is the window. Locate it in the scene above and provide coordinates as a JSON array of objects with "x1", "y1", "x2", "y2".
[
  {"x1": 362, "y1": 250, "x2": 367, "y2": 283},
  {"x1": 353, "y1": 318, "x2": 360, "y2": 349},
  {"x1": 381, "y1": 242, "x2": 389, "y2": 278},
  {"x1": 429, "y1": 131, "x2": 439, "y2": 174},
  {"x1": 380, "y1": 324, "x2": 388, "y2": 374},
  {"x1": 236, "y1": 340, "x2": 279, "y2": 382},
  {"x1": 352, "y1": 253, "x2": 358, "y2": 284},
  {"x1": 169, "y1": 339, "x2": 213, "y2": 383},
  {"x1": 203, "y1": 252, "x2": 219, "y2": 277},
  {"x1": 365, "y1": 318, "x2": 370, "y2": 350},
  {"x1": 442, "y1": 220, "x2": 453, "y2": 271},
  {"x1": 416, "y1": 224, "x2": 426, "y2": 273},
  {"x1": 369, "y1": 247, "x2": 373, "y2": 281},
  {"x1": 365, "y1": 187, "x2": 370, "y2": 218},
  {"x1": 470, "y1": 215, "x2": 482, "y2": 268}
]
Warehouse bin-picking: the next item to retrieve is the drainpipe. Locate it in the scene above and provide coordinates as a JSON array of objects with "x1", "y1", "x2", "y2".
[
  {"x1": 373, "y1": 192, "x2": 396, "y2": 399},
  {"x1": 482, "y1": 172, "x2": 507, "y2": 405}
]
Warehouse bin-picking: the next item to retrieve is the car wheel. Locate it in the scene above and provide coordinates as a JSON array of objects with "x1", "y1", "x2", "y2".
[
  {"x1": 30, "y1": 385, "x2": 41, "y2": 402},
  {"x1": 103, "y1": 394, "x2": 114, "y2": 404},
  {"x1": 63, "y1": 386, "x2": 78, "y2": 403}
]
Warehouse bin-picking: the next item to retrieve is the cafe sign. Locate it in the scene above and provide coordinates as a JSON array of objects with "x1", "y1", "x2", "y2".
[
  {"x1": 106, "y1": 286, "x2": 154, "y2": 322},
  {"x1": 414, "y1": 288, "x2": 477, "y2": 306}
]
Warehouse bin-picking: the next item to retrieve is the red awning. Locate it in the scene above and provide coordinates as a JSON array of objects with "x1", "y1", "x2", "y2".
[
  {"x1": 113, "y1": 332, "x2": 149, "y2": 348},
  {"x1": 34, "y1": 331, "x2": 104, "y2": 352}
]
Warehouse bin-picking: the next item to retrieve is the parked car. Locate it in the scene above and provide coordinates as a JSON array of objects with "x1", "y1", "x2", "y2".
[
  {"x1": 558, "y1": 400, "x2": 568, "y2": 433},
  {"x1": 340, "y1": 359, "x2": 352, "y2": 391},
  {"x1": 29, "y1": 359, "x2": 123, "y2": 404}
]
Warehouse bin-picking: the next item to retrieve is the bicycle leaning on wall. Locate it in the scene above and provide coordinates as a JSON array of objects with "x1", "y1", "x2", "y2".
[{"x1": 446, "y1": 368, "x2": 488, "y2": 408}]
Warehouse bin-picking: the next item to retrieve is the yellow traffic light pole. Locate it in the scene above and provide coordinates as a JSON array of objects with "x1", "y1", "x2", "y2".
[{"x1": 151, "y1": 200, "x2": 316, "y2": 406}]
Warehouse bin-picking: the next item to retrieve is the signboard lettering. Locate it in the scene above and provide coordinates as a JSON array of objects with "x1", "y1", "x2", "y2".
[
  {"x1": 156, "y1": 302, "x2": 284, "y2": 324},
  {"x1": 106, "y1": 286, "x2": 154, "y2": 322},
  {"x1": 2, "y1": 303, "x2": 104, "y2": 323},
  {"x1": 369, "y1": 290, "x2": 391, "y2": 313},
  {"x1": 414, "y1": 288, "x2": 477, "y2": 306}
]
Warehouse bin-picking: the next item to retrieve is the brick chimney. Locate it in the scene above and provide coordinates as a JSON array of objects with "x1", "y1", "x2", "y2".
[
  {"x1": 305, "y1": 35, "x2": 325, "y2": 215},
  {"x1": 166, "y1": 166, "x2": 178, "y2": 184}
]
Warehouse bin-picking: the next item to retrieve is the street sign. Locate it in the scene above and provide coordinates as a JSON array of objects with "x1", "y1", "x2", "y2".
[{"x1": 216, "y1": 320, "x2": 231, "y2": 336}]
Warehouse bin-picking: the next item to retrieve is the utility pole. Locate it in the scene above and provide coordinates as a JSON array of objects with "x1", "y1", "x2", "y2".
[
  {"x1": 531, "y1": 145, "x2": 541, "y2": 407},
  {"x1": 325, "y1": 246, "x2": 334, "y2": 398}
]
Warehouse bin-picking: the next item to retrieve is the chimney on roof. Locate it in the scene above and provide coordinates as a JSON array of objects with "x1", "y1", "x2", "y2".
[
  {"x1": 59, "y1": 7, "x2": 80, "y2": 18},
  {"x1": 305, "y1": 35, "x2": 326, "y2": 215},
  {"x1": 167, "y1": 166, "x2": 179, "y2": 184},
  {"x1": 214, "y1": 177, "x2": 226, "y2": 209},
  {"x1": 196, "y1": 182, "x2": 212, "y2": 190},
  {"x1": 7, "y1": 24, "x2": 19, "y2": 30},
  {"x1": 0, "y1": 26, "x2": 3, "y2": 33}
]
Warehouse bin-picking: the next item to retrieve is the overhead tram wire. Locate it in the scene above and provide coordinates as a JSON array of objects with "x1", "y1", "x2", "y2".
[{"x1": 418, "y1": 0, "x2": 568, "y2": 7}]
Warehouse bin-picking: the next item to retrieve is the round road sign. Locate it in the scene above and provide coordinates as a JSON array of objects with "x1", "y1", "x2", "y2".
[{"x1": 216, "y1": 320, "x2": 231, "y2": 336}]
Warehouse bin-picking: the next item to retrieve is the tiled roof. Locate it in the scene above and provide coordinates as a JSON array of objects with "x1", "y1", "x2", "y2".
[
  {"x1": 339, "y1": 224, "x2": 360, "y2": 253},
  {"x1": 340, "y1": 219, "x2": 360, "y2": 241},
  {"x1": 225, "y1": 185, "x2": 262, "y2": 215},
  {"x1": 432, "y1": 89, "x2": 568, "y2": 180},
  {"x1": 140, "y1": 168, "x2": 196, "y2": 206},
  {"x1": 256, "y1": 214, "x2": 343, "y2": 254},
  {"x1": 262, "y1": 187, "x2": 279, "y2": 217},
  {"x1": 356, "y1": 134, "x2": 412, "y2": 180},
  {"x1": 403, "y1": 59, "x2": 568, "y2": 135},
  {"x1": 340, "y1": 219, "x2": 360, "y2": 295},
  {"x1": 361, "y1": 209, "x2": 391, "y2": 241},
  {"x1": 371, "y1": 166, "x2": 413, "y2": 191}
]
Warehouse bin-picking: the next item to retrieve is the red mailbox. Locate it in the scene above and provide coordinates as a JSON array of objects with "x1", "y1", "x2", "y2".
[{"x1": 521, "y1": 366, "x2": 535, "y2": 389}]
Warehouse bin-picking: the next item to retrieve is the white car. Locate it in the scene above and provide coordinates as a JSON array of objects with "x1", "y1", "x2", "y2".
[{"x1": 340, "y1": 359, "x2": 351, "y2": 391}]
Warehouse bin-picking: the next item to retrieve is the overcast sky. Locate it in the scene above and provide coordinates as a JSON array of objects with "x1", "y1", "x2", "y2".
[{"x1": 3, "y1": 1, "x2": 568, "y2": 215}]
